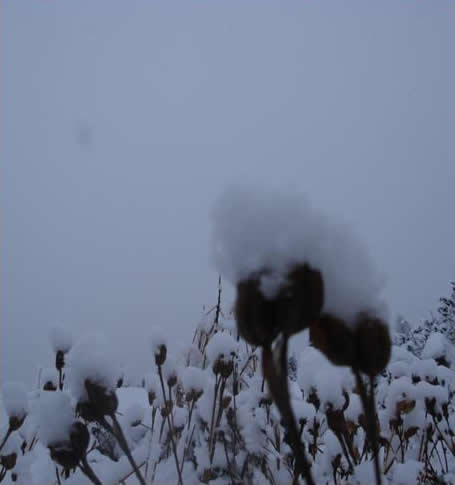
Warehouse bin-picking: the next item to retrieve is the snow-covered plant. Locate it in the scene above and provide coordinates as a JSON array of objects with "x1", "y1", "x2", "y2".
[
  {"x1": 1, "y1": 188, "x2": 453, "y2": 485},
  {"x1": 212, "y1": 186, "x2": 392, "y2": 485}
]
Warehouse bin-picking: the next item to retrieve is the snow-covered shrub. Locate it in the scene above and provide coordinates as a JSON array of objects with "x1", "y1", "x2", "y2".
[{"x1": 1, "y1": 285, "x2": 454, "y2": 485}]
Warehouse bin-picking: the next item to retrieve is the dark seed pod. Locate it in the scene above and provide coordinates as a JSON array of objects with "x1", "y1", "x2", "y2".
[
  {"x1": 213, "y1": 358, "x2": 234, "y2": 378},
  {"x1": 9, "y1": 414, "x2": 26, "y2": 432},
  {"x1": 79, "y1": 380, "x2": 118, "y2": 421},
  {"x1": 50, "y1": 445, "x2": 80, "y2": 470},
  {"x1": 155, "y1": 344, "x2": 167, "y2": 366},
  {"x1": 309, "y1": 313, "x2": 356, "y2": 367},
  {"x1": 70, "y1": 422, "x2": 90, "y2": 461},
  {"x1": 235, "y1": 273, "x2": 280, "y2": 347},
  {"x1": 1, "y1": 452, "x2": 17, "y2": 470},
  {"x1": 148, "y1": 390, "x2": 156, "y2": 406},
  {"x1": 43, "y1": 381, "x2": 57, "y2": 391},
  {"x1": 277, "y1": 263, "x2": 324, "y2": 337},
  {"x1": 167, "y1": 374, "x2": 177, "y2": 388},
  {"x1": 353, "y1": 313, "x2": 391, "y2": 377},
  {"x1": 56, "y1": 350, "x2": 65, "y2": 371}
]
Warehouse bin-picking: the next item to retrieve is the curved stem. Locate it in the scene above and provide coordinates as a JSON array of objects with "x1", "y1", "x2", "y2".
[
  {"x1": 100, "y1": 416, "x2": 146, "y2": 485},
  {"x1": 0, "y1": 428, "x2": 12, "y2": 454},
  {"x1": 79, "y1": 457, "x2": 103, "y2": 485},
  {"x1": 262, "y1": 337, "x2": 315, "y2": 485}
]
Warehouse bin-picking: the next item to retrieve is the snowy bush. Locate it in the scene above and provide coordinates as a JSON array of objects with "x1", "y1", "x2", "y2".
[
  {"x1": 0, "y1": 188, "x2": 453, "y2": 485},
  {"x1": 1, "y1": 281, "x2": 453, "y2": 485}
]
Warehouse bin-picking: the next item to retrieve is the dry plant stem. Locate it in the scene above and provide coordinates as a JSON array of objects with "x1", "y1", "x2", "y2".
[
  {"x1": 354, "y1": 372, "x2": 382, "y2": 485},
  {"x1": 79, "y1": 456, "x2": 103, "y2": 485},
  {"x1": 157, "y1": 364, "x2": 184, "y2": 485},
  {"x1": 99, "y1": 416, "x2": 146, "y2": 485},
  {"x1": 432, "y1": 416, "x2": 455, "y2": 456},
  {"x1": 0, "y1": 466, "x2": 6, "y2": 483},
  {"x1": 55, "y1": 467, "x2": 62, "y2": 485},
  {"x1": 262, "y1": 339, "x2": 316, "y2": 485},
  {"x1": 209, "y1": 375, "x2": 221, "y2": 463},
  {"x1": 0, "y1": 428, "x2": 12, "y2": 453}
]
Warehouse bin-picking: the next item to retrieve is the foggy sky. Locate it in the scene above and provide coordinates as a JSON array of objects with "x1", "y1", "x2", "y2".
[{"x1": 1, "y1": 1, "x2": 454, "y2": 386}]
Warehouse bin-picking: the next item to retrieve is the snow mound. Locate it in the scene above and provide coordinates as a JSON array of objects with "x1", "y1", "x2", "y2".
[
  {"x1": 66, "y1": 337, "x2": 119, "y2": 402},
  {"x1": 38, "y1": 392, "x2": 74, "y2": 446},
  {"x1": 49, "y1": 325, "x2": 73, "y2": 353},
  {"x1": 205, "y1": 331, "x2": 238, "y2": 364},
  {"x1": 2, "y1": 381, "x2": 29, "y2": 420},
  {"x1": 212, "y1": 185, "x2": 387, "y2": 325}
]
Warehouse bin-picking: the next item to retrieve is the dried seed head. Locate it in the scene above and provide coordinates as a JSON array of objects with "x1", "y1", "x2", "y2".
[
  {"x1": 353, "y1": 313, "x2": 391, "y2": 376},
  {"x1": 155, "y1": 344, "x2": 167, "y2": 367},
  {"x1": 148, "y1": 390, "x2": 156, "y2": 406},
  {"x1": 9, "y1": 414, "x2": 26, "y2": 432},
  {"x1": 55, "y1": 350, "x2": 65, "y2": 371},
  {"x1": 49, "y1": 446, "x2": 80, "y2": 470},
  {"x1": 221, "y1": 395, "x2": 232, "y2": 409},
  {"x1": 167, "y1": 374, "x2": 177, "y2": 388},
  {"x1": 70, "y1": 421, "x2": 90, "y2": 461},
  {"x1": 76, "y1": 380, "x2": 118, "y2": 421},
  {"x1": 43, "y1": 381, "x2": 57, "y2": 392},
  {"x1": 277, "y1": 263, "x2": 324, "y2": 337},
  {"x1": 1, "y1": 452, "x2": 17, "y2": 470},
  {"x1": 235, "y1": 273, "x2": 280, "y2": 347},
  {"x1": 213, "y1": 357, "x2": 234, "y2": 378},
  {"x1": 309, "y1": 313, "x2": 356, "y2": 367}
]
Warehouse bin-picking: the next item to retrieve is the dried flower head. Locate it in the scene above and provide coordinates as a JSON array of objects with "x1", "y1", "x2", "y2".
[
  {"x1": 235, "y1": 272, "x2": 280, "y2": 346},
  {"x1": 309, "y1": 313, "x2": 356, "y2": 368},
  {"x1": 76, "y1": 380, "x2": 118, "y2": 421},
  {"x1": 277, "y1": 263, "x2": 324, "y2": 337},
  {"x1": 353, "y1": 312, "x2": 391, "y2": 376}
]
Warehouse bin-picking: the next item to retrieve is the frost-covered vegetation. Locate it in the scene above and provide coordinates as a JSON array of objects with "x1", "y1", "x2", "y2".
[
  {"x1": 1, "y1": 189, "x2": 454, "y2": 485},
  {"x1": 1, "y1": 282, "x2": 453, "y2": 485}
]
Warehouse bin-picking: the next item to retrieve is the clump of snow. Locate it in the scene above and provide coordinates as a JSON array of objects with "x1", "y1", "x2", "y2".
[
  {"x1": 212, "y1": 186, "x2": 387, "y2": 325},
  {"x1": 66, "y1": 337, "x2": 118, "y2": 402},
  {"x1": 49, "y1": 325, "x2": 73, "y2": 353},
  {"x1": 2, "y1": 382, "x2": 28, "y2": 420},
  {"x1": 352, "y1": 462, "x2": 376, "y2": 485},
  {"x1": 205, "y1": 331, "x2": 238, "y2": 364},
  {"x1": 162, "y1": 356, "x2": 178, "y2": 383},
  {"x1": 38, "y1": 392, "x2": 74, "y2": 446},
  {"x1": 40, "y1": 368, "x2": 58, "y2": 389},
  {"x1": 144, "y1": 373, "x2": 161, "y2": 395},
  {"x1": 149, "y1": 327, "x2": 167, "y2": 355},
  {"x1": 123, "y1": 403, "x2": 145, "y2": 426},
  {"x1": 422, "y1": 332, "x2": 454, "y2": 366},
  {"x1": 392, "y1": 460, "x2": 424, "y2": 485},
  {"x1": 181, "y1": 367, "x2": 206, "y2": 394}
]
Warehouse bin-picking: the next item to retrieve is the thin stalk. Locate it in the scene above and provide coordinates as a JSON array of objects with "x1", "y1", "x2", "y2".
[
  {"x1": 100, "y1": 416, "x2": 146, "y2": 485},
  {"x1": 157, "y1": 364, "x2": 184, "y2": 485},
  {"x1": 79, "y1": 456, "x2": 103, "y2": 485},
  {"x1": 0, "y1": 428, "x2": 12, "y2": 453},
  {"x1": 354, "y1": 372, "x2": 382, "y2": 485},
  {"x1": 262, "y1": 339, "x2": 315, "y2": 485}
]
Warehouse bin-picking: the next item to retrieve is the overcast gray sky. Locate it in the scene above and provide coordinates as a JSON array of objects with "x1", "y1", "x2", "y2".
[{"x1": 2, "y1": 1, "x2": 454, "y2": 386}]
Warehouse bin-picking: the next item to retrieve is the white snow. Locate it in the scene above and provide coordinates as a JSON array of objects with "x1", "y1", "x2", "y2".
[
  {"x1": 205, "y1": 331, "x2": 238, "y2": 364},
  {"x1": 212, "y1": 186, "x2": 388, "y2": 325},
  {"x1": 422, "y1": 332, "x2": 454, "y2": 366},
  {"x1": 1, "y1": 381, "x2": 29, "y2": 420},
  {"x1": 49, "y1": 325, "x2": 73, "y2": 353},
  {"x1": 38, "y1": 391, "x2": 74, "y2": 446},
  {"x1": 180, "y1": 366, "x2": 206, "y2": 394},
  {"x1": 149, "y1": 327, "x2": 167, "y2": 355},
  {"x1": 392, "y1": 460, "x2": 424, "y2": 485},
  {"x1": 40, "y1": 368, "x2": 58, "y2": 388},
  {"x1": 66, "y1": 337, "x2": 119, "y2": 402}
]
